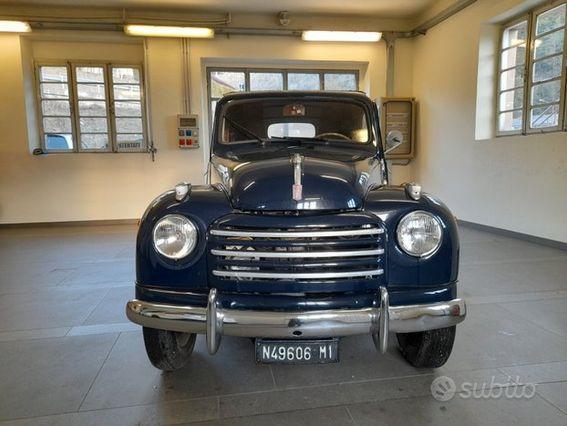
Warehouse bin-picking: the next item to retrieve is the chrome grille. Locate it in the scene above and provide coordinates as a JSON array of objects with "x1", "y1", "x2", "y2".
[{"x1": 209, "y1": 224, "x2": 384, "y2": 283}]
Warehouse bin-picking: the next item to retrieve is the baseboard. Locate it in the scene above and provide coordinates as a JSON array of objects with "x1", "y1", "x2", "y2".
[
  {"x1": 0, "y1": 219, "x2": 139, "y2": 228},
  {"x1": 458, "y1": 220, "x2": 567, "y2": 251}
]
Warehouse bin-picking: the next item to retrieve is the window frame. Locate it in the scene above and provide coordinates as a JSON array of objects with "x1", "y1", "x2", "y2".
[
  {"x1": 496, "y1": 1, "x2": 567, "y2": 136},
  {"x1": 34, "y1": 60, "x2": 148, "y2": 153},
  {"x1": 496, "y1": 15, "x2": 530, "y2": 136},
  {"x1": 206, "y1": 67, "x2": 360, "y2": 131}
]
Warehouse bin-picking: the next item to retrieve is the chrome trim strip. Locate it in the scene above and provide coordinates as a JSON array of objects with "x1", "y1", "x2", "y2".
[
  {"x1": 211, "y1": 269, "x2": 384, "y2": 279},
  {"x1": 373, "y1": 286, "x2": 389, "y2": 354},
  {"x1": 211, "y1": 248, "x2": 384, "y2": 258},
  {"x1": 210, "y1": 228, "x2": 384, "y2": 238},
  {"x1": 206, "y1": 288, "x2": 221, "y2": 354},
  {"x1": 126, "y1": 291, "x2": 466, "y2": 346}
]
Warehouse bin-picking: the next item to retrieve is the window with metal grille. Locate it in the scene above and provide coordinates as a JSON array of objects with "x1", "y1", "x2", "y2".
[
  {"x1": 497, "y1": 1, "x2": 567, "y2": 135},
  {"x1": 36, "y1": 62, "x2": 147, "y2": 152}
]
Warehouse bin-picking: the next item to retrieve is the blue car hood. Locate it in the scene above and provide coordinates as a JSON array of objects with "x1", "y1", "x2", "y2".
[{"x1": 211, "y1": 153, "x2": 381, "y2": 211}]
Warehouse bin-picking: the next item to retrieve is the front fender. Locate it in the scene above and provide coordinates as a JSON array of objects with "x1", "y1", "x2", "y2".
[
  {"x1": 364, "y1": 186, "x2": 459, "y2": 287},
  {"x1": 136, "y1": 185, "x2": 232, "y2": 289}
]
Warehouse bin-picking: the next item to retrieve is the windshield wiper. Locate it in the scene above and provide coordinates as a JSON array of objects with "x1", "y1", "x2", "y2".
[
  {"x1": 268, "y1": 136, "x2": 330, "y2": 143},
  {"x1": 223, "y1": 115, "x2": 266, "y2": 145}
]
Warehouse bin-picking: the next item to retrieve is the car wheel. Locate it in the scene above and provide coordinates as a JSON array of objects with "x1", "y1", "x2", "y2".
[
  {"x1": 396, "y1": 326, "x2": 456, "y2": 368},
  {"x1": 142, "y1": 327, "x2": 197, "y2": 371}
]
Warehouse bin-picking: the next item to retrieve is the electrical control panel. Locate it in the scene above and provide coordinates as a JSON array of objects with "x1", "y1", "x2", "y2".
[{"x1": 177, "y1": 114, "x2": 199, "y2": 149}]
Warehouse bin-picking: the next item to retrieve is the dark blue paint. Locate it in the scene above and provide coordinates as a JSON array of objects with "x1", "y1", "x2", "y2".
[
  {"x1": 135, "y1": 91, "x2": 460, "y2": 311},
  {"x1": 136, "y1": 282, "x2": 457, "y2": 310}
]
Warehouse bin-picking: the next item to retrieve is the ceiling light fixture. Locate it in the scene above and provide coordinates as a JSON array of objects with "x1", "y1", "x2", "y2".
[
  {"x1": 124, "y1": 25, "x2": 214, "y2": 38},
  {"x1": 302, "y1": 30, "x2": 382, "y2": 42},
  {"x1": 0, "y1": 20, "x2": 31, "y2": 33}
]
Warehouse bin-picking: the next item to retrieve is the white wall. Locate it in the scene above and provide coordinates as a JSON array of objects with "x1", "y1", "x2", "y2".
[
  {"x1": 411, "y1": 0, "x2": 567, "y2": 242},
  {"x1": 0, "y1": 31, "x2": 412, "y2": 224}
]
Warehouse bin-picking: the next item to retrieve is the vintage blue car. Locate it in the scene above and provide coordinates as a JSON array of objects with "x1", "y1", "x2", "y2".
[{"x1": 126, "y1": 91, "x2": 466, "y2": 371}]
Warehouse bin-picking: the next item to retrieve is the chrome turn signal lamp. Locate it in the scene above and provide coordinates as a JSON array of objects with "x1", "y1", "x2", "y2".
[
  {"x1": 174, "y1": 182, "x2": 191, "y2": 201},
  {"x1": 404, "y1": 182, "x2": 422, "y2": 200}
]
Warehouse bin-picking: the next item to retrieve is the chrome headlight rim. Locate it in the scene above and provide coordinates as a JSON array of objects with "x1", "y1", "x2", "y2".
[
  {"x1": 152, "y1": 214, "x2": 198, "y2": 260},
  {"x1": 396, "y1": 210, "x2": 443, "y2": 258}
]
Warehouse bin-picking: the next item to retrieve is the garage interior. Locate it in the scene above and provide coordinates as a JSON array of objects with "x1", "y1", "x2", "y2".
[{"x1": 0, "y1": 0, "x2": 567, "y2": 424}]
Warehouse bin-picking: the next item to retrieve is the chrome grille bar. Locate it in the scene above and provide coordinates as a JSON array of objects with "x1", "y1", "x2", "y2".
[
  {"x1": 211, "y1": 248, "x2": 384, "y2": 259},
  {"x1": 212, "y1": 269, "x2": 384, "y2": 279},
  {"x1": 210, "y1": 228, "x2": 384, "y2": 238}
]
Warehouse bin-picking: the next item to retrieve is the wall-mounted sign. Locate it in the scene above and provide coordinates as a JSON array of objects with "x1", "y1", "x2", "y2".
[{"x1": 379, "y1": 97, "x2": 416, "y2": 160}]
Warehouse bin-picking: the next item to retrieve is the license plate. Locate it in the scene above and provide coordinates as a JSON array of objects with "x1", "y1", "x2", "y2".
[{"x1": 255, "y1": 339, "x2": 339, "y2": 364}]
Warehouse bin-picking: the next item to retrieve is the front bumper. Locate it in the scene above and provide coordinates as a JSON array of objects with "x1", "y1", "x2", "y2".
[{"x1": 126, "y1": 287, "x2": 466, "y2": 354}]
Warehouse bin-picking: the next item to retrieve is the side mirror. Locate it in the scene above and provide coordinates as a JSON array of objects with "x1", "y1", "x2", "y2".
[{"x1": 384, "y1": 130, "x2": 404, "y2": 155}]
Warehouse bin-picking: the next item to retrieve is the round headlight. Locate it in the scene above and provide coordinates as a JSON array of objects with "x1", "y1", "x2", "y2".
[
  {"x1": 153, "y1": 215, "x2": 198, "y2": 260},
  {"x1": 397, "y1": 211, "x2": 442, "y2": 257}
]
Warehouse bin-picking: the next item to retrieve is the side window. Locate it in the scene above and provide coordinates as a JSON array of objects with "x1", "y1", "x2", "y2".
[
  {"x1": 74, "y1": 66, "x2": 110, "y2": 151},
  {"x1": 36, "y1": 63, "x2": 147, "y2": 153},
  {"x1": 38, "y1": 66, "x2": 74, "y2": 151},
  {"x1": 111, "y1": 67, "x2": 145, "y2": 151},
  {"x1": 528, "y1": 3, "x2": 566, "y2": 131},
  {"x1": 498, "y1": 20, "x2": 528, "y2": 134},
  {"x1": 497, "y1": 2, "x2": 567, "y2": 136}
]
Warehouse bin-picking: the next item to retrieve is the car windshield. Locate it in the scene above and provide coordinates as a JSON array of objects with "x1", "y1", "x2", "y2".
[{"x1": 218, "y1": 98, "x2": 371, "y2": 144}]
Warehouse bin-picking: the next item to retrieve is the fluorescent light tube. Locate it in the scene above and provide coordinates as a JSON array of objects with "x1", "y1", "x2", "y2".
[
  {"x1": 0, "y1": 21, "x2": 31, "y2": 33},
  {"x1": 302, "y1": 31, "x2": 381, "y2": 42},
  {"x1": 124, "y1": 25, "x2": 214, "y2": 38}
]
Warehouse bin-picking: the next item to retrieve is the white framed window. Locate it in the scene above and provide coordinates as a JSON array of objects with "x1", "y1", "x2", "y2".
[
  {"x1": 35, "y1": 62, "x2": 148, "y2": 153},
  {"x1": 206, "y1": 67, "x2": 359, "y2": 129},
  {"x1": 497, "y1": 1, "x2": 567, "y2": 135}
]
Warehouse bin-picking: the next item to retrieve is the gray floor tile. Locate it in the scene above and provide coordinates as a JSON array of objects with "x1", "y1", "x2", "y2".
[
  {"x1": 270, "y1": 334, "x2": 432, "y2": 388},
  {"x1": 467, "y1": 289, "x2": 567, "y2": 305},
  {"x1": 459, "y1": 258, "x2": 567, "y2": 298},
  {"x1": 346, "y1": 393, "x2": 567, "y2": 426},
  {"x1": 0, "y1": 333, "x2": 118, "y2": 421},
  {"x1": 537, "y1": 381, "x2": 567, "y2": 414},
  {"x1": 67, "y1": 322, "x2": 139, "y2": 336},
  {"x1": 500, "y1": 361, "x2": 567, "y2": 385},
  {"x1": 219, "y1": 374, "x2": 436, "y2": 419},
  {"x1": 0, "y1": 263, "x2": 73, "y2": 293},
  {"x1": 194, "y1": 406, "x2": 353, "y2": 426},
  {"x1": 0, "y1": 327, "x2": 70, "y2": 342},
  {"x1": 460, "y1": 239, "x2": 566, "y2": 266},
  {"x1": 443, "y1": 304, "x2": 567, "y2": 371},
  {"x1": 81, "y1": 286, "x2": 134, "y2": 325},
  {"x1": 58, "y1": 260, "x2": 135, "y2": 288},
  {"x1": 0, "y1": 288, "x2": 108, "y2": 332},
  {"x1": 0, "y1": 397, "x2": 218, "y2": 426},
  {"x1": 498, "y1": 297, "x2": 567, "y2": 337},
  {"x1": 80, "y1": 332, "x2": 274, "y2": 411},
  {"x1": 457, "y1": 226, "x2": 498, "y2": 243}
]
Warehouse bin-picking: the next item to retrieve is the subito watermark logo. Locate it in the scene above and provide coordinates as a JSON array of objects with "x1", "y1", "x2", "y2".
[
  {"x1": 430, "y1": 376, "x2": 537, "y2": 401},
  {"x1": 431, "y1": 376, "x2": 457, "y2": 401}
]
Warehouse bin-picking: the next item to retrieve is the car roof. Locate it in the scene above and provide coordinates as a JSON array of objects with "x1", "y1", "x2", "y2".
[{"x1": 219, "y1": 90, "x2": 373, "y2": 103}]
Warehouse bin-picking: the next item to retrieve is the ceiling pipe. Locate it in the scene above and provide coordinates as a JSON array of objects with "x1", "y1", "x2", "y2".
[
  {"x1": 411, "y1": 0, "x2": 478, "y2": 36},
  {"x1": 6, "y1": 1, "x2": 477, "y2": 38}
]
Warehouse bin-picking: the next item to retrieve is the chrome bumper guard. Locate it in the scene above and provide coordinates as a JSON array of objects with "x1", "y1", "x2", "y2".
[{"x1": 126, "y1": 287, "x2": 466, "y2": 355}]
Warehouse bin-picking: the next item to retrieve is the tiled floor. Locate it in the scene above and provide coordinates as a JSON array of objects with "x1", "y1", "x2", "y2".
[{"x1": 0, "y1": 224, "x2": 566, "y2": 425}]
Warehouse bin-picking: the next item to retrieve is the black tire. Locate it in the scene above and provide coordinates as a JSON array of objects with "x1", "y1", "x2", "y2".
[
  {"x1": 396, "y1": 326, "x2": 456, "y2": 368},
  {"x1": 142, "y1": 327, "x2": 197, "y2": 371}
]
